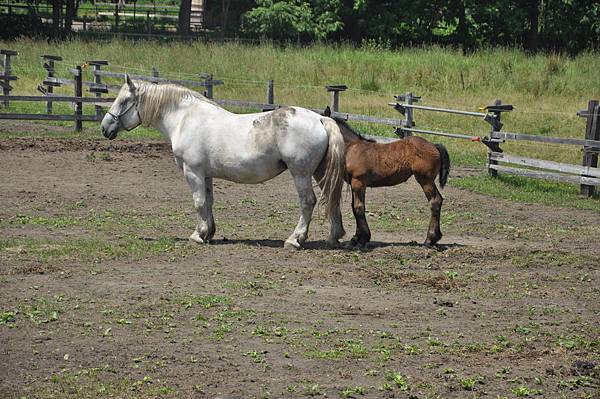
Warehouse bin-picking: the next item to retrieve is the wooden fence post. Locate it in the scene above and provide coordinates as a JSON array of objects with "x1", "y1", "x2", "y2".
[
  {"x1": 580, "y1": 100, "x2": 600, "y2": 197},
  {"x1": 41, "y1": 55, "x2": 62, "y2": 114},
  {"x1": 152, "y1": 66, "x2": 159, "y2": 83},
  {"x1": 73, "y1": 65, "x2": 83, "y2": 131},
  {"x1": 393, "y1": 92, "x2": 420, "y2": 138},
  {"x1": 267, "y1": 79, "x2": 274, "y2": 105},
  {"x1": 202, "y1": 73, "x2": 214, "y2": 99},
  {"x1": 146, "y1": 10, "x2": 151, "y2": 33},
  {"x1": 88, "y1": 60, "x2": 109, "y2": 119},
  {"x1": 404, "y1": 91, "x2": 415, "y2": 132},
  {"x1": 1, "y1": 49, "x2": 18, "y2": 107},
  {"x1": 487, "y1": 99, "x2": 503, "y2": 177},
  {"x1": 326, "y1": 85, "x2": 347, "y2": 112}
]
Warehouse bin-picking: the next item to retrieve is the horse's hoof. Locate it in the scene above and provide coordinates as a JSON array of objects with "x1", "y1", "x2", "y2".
[
  {"x1": 284, "y1": 239, "x2": 302, "y2": 250},
  {"x1": 350, "y1": 236, "x2": 368, "y2": 247},
  {"x1": 189, "y1": 231, "x2": 207, "y2": 244},
  {"x1": 326, "y1": 238, "x2": 341, "y2": 248}
]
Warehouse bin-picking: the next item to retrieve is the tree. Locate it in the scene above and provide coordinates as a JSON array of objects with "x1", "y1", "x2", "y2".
[
  {"x1": 178, "y1": 0, "x2": 192, "y2": 35},
  {"x1": 51, "y1": 0, "x2": 62, "y2": 33},
  {"x1": 243, "y1": 0, "x2": 343, "y2": 42}
]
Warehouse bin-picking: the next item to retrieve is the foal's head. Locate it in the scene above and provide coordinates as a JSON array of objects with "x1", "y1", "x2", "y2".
[
  {"x1": 101, "y1": 74, "x2": 142, "y2": 140},
  {"x1": 323, "y1": 106, "x2": 375, "y2": 144}
]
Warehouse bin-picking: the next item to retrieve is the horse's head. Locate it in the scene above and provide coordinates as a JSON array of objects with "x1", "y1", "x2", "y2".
[{"x1": 101, "y1": 74, "x2": 141, "y2": 140}]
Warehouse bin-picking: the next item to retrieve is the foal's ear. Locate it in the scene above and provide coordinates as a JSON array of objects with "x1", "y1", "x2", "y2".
[
  {"x1": 324, "y1": 106, "x2": 331, "y2": 117},
  {"x1": 125, "y1": 74, "x2": 136, "y2": 93}
]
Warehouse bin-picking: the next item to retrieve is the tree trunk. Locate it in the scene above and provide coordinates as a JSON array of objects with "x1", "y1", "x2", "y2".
[
  {"x1": 64, "y1": 0, "x2": 79, "y2": 32},
  {"x1": 220, "y1": 0, "x2": 230, "y2": 39},
  {"x1": 455, "y1": 0, "x2": 468, "y2": 51},
  {"x1": 52, "y1": 0, "x2": 63, "y2": 33},
  {"x1": 525, "y1": 0, "x2": 540, "y2": 51},
  {"x1": 178, "y1": 0, "x2": 191, "y2": 35}
]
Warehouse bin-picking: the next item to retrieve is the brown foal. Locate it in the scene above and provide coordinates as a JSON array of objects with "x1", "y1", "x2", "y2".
[{"x1": 325, "y1": 108, "x2": 450, "y2": 247}]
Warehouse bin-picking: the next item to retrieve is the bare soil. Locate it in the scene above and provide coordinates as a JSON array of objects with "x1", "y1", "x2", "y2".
[{"x1": 1, "y1": 125, "x2": 599, "y2": 398}]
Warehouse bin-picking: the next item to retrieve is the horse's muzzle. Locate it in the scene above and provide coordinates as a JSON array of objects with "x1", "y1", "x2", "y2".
[{"x1": 102, "y1": 126, "x2": 118, "y2": 140}]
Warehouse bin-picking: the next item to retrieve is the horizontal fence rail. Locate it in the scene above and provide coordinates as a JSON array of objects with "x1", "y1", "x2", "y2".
[
  {"x1": 488, "y1": 164, "x2": 600, "y2": 186},
  {"x1": 0, "y1": 95, "x2": 116, "y2": 103}
]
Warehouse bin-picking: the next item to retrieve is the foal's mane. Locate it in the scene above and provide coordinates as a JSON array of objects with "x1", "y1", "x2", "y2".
[
  {"x1": 127, "y1": 81, "x2": 218, "y2": 125},
  {"x1": 333, "y1": 117, "x2": 376, "y2": 143}
]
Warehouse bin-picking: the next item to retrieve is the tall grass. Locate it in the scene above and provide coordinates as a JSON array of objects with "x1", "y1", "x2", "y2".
[{"x1": 1, "y1": 38, "x2": 599, "y2": 167}]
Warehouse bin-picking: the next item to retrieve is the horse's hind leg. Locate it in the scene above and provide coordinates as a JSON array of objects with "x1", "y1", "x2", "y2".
[
  {"x1": 350, "y1": 179, "x2": 371, "y2": 247},
  {"x1": 313, "y1": 167, "x2": 345, "y2": 247},
  {"x1": 415, "y1": 175, "x2": 443, "y2": 246},
  {"x1": 205, "y1": 177, "x2": 216, "y2": 241},
  {"x1": 183, "y1": 164, "x2": 212, "y2": 244},
  {"x1": 285, "y1": 174, "x2": 316, "y2": 250}
]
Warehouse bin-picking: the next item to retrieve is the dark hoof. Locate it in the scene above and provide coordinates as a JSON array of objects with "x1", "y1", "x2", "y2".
[{"x1": 349, "y1": 236, "x2": 369, "y2": 249}]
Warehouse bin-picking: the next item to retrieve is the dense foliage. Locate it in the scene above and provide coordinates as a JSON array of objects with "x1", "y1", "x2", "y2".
[
  {"x1": 211, "y1": 0, "x2": 600, "y2": 53},
  {"x1": 8, "y1": 0, "x2": 600, "y2": 53}
]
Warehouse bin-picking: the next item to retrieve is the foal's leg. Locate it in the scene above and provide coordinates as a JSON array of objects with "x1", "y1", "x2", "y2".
[
  {"x1": 350, "y1": 179, "x2": 371, "y2": 247},
  {"x1": 205, "y1": 177, "x2": 216, "y2": 241},
  {"x1": 285, "y1": 174, "x2": 316, "y2": 250},
  {"x1": 313, "y1": 168, "x2": 345, "y2": 247},
  {"x1": 415, "y1": 175, "x2": 443, "y2": 246},
  {"x1": 183, "y1": 164, "x2": 211, "y2": 244}
]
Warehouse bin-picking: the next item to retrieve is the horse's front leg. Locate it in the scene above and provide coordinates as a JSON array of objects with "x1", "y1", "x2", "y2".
[
  {"x1": 350, "y1": 180, "x2": 371, "y2": 247},
  {"x1": 285, "y1": 174, "x2": 316, "y2": 250},
  {"x1": 183, "y1": 164, "x2": 212, "y2": 244}
]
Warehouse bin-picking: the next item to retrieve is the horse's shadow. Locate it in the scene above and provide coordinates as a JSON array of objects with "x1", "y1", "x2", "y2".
[{"x1": 163, "y1": 237, "x2": 465, "y2": 252}]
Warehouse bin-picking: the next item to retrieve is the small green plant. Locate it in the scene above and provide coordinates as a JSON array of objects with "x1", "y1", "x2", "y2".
[
  {"x1": 340, "y1": 386, "x2": 366, "y2": 397},
  {"x1": 386, "y1": 371, "x2": 409, "y2": 391},
  {"x1": 243, "y1": 350, "x2": 266, "y2": 364},
  {"x1": 512, "y1": 386, "x2": 543, "y2": 396},
  {"x1": 0, "y1": 311, "x2": 16, "y2": 325},
  {"x1": 303, "y1": 383, "x2": 322, "y2": 397},
  {"x1": 99, "y1": 151, "x2": 112, "y2": 161},
  {"x1": 445, "y1": 271, "x2": 459, "y2": 279},
  {"x1": 459, "y1": 377, "x2": 476, "y2": 390}
]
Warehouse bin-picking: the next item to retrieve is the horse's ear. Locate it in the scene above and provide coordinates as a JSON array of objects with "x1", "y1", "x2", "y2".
[
  {"x1": 125, "y1": 74, "x2": 136, "y2": 93},
  {"x1": 324, "y1": 106, "x2": 331, "y2": 117}
]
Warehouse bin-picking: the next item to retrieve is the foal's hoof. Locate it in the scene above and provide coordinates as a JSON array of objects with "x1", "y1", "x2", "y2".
[
  {"x1": 189, "y1": 231, "x2": 208, "y2": 244},
  {"x1": 284, "y1": 239, "x2": 303, "y2": 250},
  {"x1": 424, "y1": 234, "x2": 442, "y2": 248},
  {"x1": 349, "y1": 236, "x2": 368, "y2": 249}
]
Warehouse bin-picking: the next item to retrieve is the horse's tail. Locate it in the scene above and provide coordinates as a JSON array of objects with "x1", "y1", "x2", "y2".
[
  {"x1": 434, "y1": 143, "x2": 451, "y2": 189},
  {"x1": 318, "y1": 117, "x2": 346, "y2": 220}
]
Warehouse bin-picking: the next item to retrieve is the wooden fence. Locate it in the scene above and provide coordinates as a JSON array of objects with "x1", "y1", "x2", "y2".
[
  {"x1": 390, "y1": 94, "x2": 600, "y2": 197},
  {"x1": 1, "y1": 49, "x2": 599, "y2": 197},
  {"x1": 0, "y1": 52, "x2": 222, "y2": 132}
]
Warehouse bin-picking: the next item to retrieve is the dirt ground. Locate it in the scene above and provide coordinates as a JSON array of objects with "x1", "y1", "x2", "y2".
[{"x1": 1, "y1": 123, "x2": 599, "y2": 398}]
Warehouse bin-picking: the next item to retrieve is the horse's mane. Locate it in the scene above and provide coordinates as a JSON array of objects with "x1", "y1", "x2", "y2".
[
  {"x1": 333, "y1": 117, "x2": 376, "y2": 143},
  {"x1": 126, "y1": 80, "x2": 218, "y2": 125}
]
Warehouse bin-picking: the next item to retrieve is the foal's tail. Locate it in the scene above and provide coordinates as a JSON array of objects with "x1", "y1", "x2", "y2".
[
  {"x1": 319, "y1": 118, "x2": 346, "y2": 220},
  {"x1": 434, "y1": 143, "x2": 451, "y2": 188}
]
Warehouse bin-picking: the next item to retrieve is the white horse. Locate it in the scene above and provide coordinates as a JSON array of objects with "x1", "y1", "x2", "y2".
[{"x1": 100, "y1": 76, "x2": 346, "y2": 249}]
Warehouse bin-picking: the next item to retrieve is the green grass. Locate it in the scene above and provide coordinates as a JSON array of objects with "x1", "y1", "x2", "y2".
[
  {"x1": 451, "y1": 174, "x2": 600, "y2": 211},
  {"x1": 0, "y1": 236, "x2": 180, "y2": 262}
]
